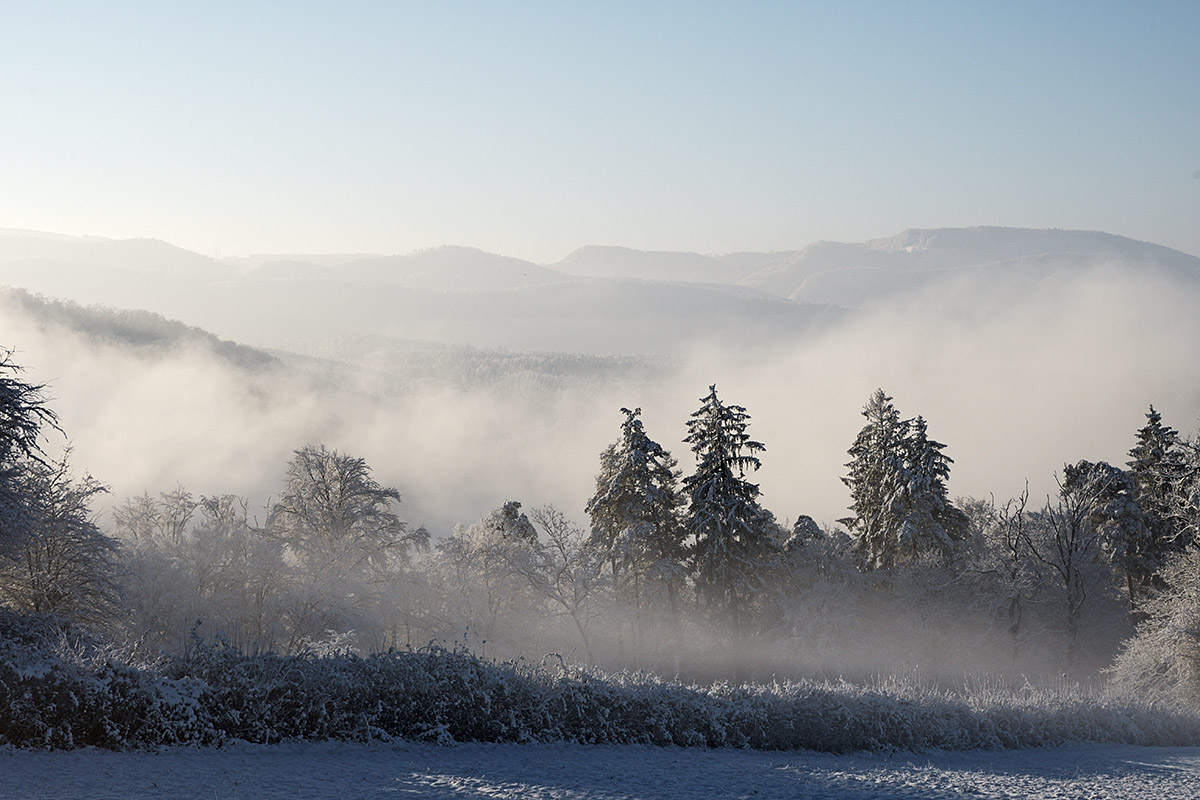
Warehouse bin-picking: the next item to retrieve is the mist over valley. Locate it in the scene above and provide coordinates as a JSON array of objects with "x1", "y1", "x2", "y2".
[
  {"x1": 3, "y1": 225, "x2": 1197, "y2": 539},
  {"x1": 3, "y1": 224, "x2": 1200, "y2": 756}
]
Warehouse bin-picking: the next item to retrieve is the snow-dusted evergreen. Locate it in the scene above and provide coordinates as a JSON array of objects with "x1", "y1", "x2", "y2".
[
  {"x1": 1063, "y1": 459, "x2": 1154, "y2": 611},
  {"x1": 585, "y1": 407, "x2": 686, "y2": 609},
  {"x1": 840, "y1": 390, "x2": 966, "y2": 570},
  {"x1": 683, "y1": 386, "x2": 780, "y2": 625},
  {"x1": 1129, "y1": 406, "x2": 1196, "y2": 558}
]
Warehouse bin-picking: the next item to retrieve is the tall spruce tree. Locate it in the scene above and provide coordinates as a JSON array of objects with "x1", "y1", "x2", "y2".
[
  {"x1": 682, "y1": 385, "x2": 778, "y2": 624},
  {"x1": 841, "y1": 389, "x2": 966, "y2": 570},
  {"x1": 902, "y1": 415, "x2": 969, "y2": 556},
  {"x1": 585, "y1": 408, "x2": 686, "y2": 607},
  {"x1": 840, "y1": 389, "x2": 908, "y2": 569},
  {"x1": 1062, "y1": 459, "x2": 1152, "y2": 611},
  {"x1": 1128, "y1": 406, "x2": 1193, "y2": 557}
]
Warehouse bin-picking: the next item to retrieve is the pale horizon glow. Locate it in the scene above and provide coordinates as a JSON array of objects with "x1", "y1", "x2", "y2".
[{"x1": 2, "y1": 2, "x2": 1199, "y2": 263}]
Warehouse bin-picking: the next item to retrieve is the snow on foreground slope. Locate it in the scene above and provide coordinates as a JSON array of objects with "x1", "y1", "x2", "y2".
[{"x1": 2, "y1": 741, "x2": 1198, "y2": 800}]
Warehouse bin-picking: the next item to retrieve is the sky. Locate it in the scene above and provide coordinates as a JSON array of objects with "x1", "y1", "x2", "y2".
[{"x1": 2, "y1": 1, "x2": 1198, "y2": 263}]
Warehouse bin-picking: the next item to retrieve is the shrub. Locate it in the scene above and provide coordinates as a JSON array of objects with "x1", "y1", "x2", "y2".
[{"x1": 3, "y1": 608, "x2": 1199, "y2": 751}]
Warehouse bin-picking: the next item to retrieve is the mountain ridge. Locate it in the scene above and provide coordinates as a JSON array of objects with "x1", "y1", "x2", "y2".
[
  {"x1": 2, "y1": 226, "x2": 1196, "y2": 350},
  {"x1": 4, "y1": 225, "x2": 1196, "y2": 284}
]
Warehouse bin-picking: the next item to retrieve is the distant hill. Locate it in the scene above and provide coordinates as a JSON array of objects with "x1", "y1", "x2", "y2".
[
  {"x1": 3, "y1": 225, "x2": 1198, "y2": 542},
  {"x1": 239, "y1": 246, "x2": 571, "y2": 293},
  {"x1": 3, "y1": 226, "x2": 1196, "y2": 354},
  {"x1": 554, "y1": 246, "x2": 754, "y2": 285},
  {"x1": 738, "y1": 227, "x2": 1200, "y2": 304},
  {"x1": 0, "y1": 229, "x2": 232, "y2": 277},
  {"x1": 146, "y1": 274, "x2": 836, "y2": 356},
  {"x1": 334, "y1": 247, "x2": 572, "y2": 292},
  {"x1": 0, "y1": 230, "x2": 837, "y2": 355},
  {"x1": 0, "y1": 287, "x2": 277, "y2": 372}
]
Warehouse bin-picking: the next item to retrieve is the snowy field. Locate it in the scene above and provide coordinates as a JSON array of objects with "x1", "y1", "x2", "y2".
[{"x1": 2, "y1": 741, "x2": 1198, "y2": 799}]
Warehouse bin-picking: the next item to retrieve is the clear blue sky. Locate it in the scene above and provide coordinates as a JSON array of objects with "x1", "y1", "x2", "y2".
[{"x1": 3, "y1": 1, "x2": 1197, "y2": 262}]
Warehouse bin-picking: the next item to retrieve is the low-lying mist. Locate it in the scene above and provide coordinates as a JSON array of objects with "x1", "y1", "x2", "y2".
[
  {"x1": 4, "y1": 260, "x2": 1197, "y2": 538},
  {"x1": 2, "y1": 256, "x2": 1198, "y2": 683}
]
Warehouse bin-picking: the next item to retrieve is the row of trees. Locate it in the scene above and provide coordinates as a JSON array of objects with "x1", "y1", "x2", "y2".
[
  {"x1": 3, "y1": 344, "x2": 1200, "y2": 692},
  {"x1": 580, "y1": 385, "x2": 1200, "y2": 674},
  {"x1": 585, "y1": 389, "x2": 780, "y2": 628}
]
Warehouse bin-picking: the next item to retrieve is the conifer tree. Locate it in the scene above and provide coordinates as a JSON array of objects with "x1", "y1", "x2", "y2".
[
  {"x1": 682, "y1": 385, "x2": 778, "y2": 624},
  {"x1": 841, "y1": 390, "x2": 966, "y2": 570},
  {"x1": 1062, "y1": 459, "x2": 1150, "y2": 611},
  {"x1": 585, "y1": 408, "x2": 685, "y2": 607},
  {"x1": 840, "y1": 389, "x2": 909, "y2": 569},
  {"x1": 1128, "y1": 405, "x2": 1193, "y2": 557},
  {"x1": 901, "y1": 415, "x2": 969, "y2": 556}
]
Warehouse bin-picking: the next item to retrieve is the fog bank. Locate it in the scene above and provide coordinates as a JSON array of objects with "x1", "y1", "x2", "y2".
[{"x1": 4, "y1": 257, "x2": 1196, "y2": 537}]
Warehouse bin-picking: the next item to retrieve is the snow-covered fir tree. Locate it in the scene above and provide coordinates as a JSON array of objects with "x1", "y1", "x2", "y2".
[
  {"x1": 840, "y1": 390, "x2": 966, "y2": 570},
  {"x1": 477, "y1": 500, "x2": 538, "y2": 545},
  {"x1": 840, "y1": 389, "x2": 908, "y2": 569},
  {"x1": 1063, "y1": 459, "x2": 1153, "y2": 611},
  {"x1": 585, "y1": 407, "x2": 686, "y2": 608},
  {"x1": 682, "y1": 385, "x2": 780, "y2": 625},
  {"x1": 1128, "y1": 406, "x2": 1195, "y2": 558},
  {"x1": 901, "y1": 415, "x2": 969, "y2": 557}
]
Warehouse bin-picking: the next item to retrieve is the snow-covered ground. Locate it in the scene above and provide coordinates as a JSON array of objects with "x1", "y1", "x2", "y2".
[{"x1": 2, "y1": 741, "x2": 1198, "y2": 799}]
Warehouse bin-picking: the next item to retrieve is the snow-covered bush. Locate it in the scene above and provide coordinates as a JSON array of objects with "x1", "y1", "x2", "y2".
[
  {"x1": 0, "y1": 608, "x2": 215, "y2": 748},
  {"x1": 163, "y1": 635, "x2": 1200, "y2": 751},
  {"x1": 4, "y1": 607, "x2": 1199, "y2": 752}
]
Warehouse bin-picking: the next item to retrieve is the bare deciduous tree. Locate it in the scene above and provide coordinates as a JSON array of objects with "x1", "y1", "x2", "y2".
[{"x1": 0, "y1": 454, "x2": 121, "y2": 628}]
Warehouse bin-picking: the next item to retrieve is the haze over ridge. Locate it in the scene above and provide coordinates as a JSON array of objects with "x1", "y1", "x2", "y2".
[{"x1": 1, "y1": 224, "x2": 1197, "y2": 538}]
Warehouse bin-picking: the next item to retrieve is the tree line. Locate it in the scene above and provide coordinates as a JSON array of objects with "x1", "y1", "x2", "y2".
[{"x1": 2, "y1": 347, "x2": 1200, "y2": 697}]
